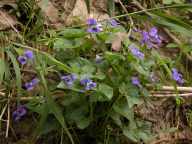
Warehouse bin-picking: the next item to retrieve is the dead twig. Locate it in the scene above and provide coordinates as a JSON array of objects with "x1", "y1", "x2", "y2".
[
  {"x1": 161, "y1": 86, "x2": 192, "y2": 92},
  {"x1": 5, "y1": 93, "x2": 11, "y2": 138},
  {"x1": 0, "y1": 91, "x2": 5, "y2": 96},
  {"x1": 151, "y1": 93, "x2": 192, "y2": 97}
]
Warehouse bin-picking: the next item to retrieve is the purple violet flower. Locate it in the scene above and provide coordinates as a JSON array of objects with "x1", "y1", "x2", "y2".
[
  {"x1": 31, "y1": 78, "x2": 40, "y2": 85},
  {"x1": 24, "y1": 78, "x2": 40, "y2": 91},
  {"x1": 61, "y1": 74, "x2": 77, "y2": 87},
  {"x1": 24, "y1": 82, "x2": 34, "y2": 91},
  {"x1": 172, "y1": 68, "x2": 184, "y2": 84},
  {"x1": 71, "y1": 74, "x2": 77, "y2": 81},
  {"x1": 131, "y1": 76, "x2": 140, "y2": 87},
  {"x1": 18, "y1": 56, "x2": 27, "y2": 65},
  {"x1": 140, "y1": 27, "x2": 162, "y2": 48},
  {"x1": 87, "y1": 18, "x2": 97, "y2": 26},
  {"x1": 12, "y1": 105, "x2": 27, "y2": 121},
  {"x1": 141, "y1": 31, "x2": 150, "y2": 44},
  {"x1": 87, "y1": 24, "x2": 103, "y2": 33},
  {"x1": 109, "y1": 19, "x2": 119, "y2": 27},
  {"x1": 24, "y1": 50, "x2": 34, "y2": 60},
  {"x1": 85, "y1": 81, "x2": 97, "y2": 90},
  {"x1": 80, "y1": 78, "x2": 92, "y2": 85},
  {"x1": 80, "y1": 78, "x2": 97, "y2": 90},
  {"x1": 149, "y1": 27, "x2": 158, "y2": 37},
  {"x1": 149, "y1": 27, "x2": 161, "y2": 44},
  {"x1": 129, "y1": 44, "x2": 144, "y2": 60}
]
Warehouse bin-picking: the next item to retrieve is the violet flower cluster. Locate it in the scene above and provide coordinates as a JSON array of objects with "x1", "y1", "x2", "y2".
[
  {"x1": 61, "y1": 73, "x2": 96, "y2": 91},
  {"x1": 18, "y1": 50, "x2": 34, "y2": 65},
  {"x1": 172, "y1": 68, "x2": 184, "y2": 84},
  {"x1": 61, "y1": 74, "x2": 77, "y2": 87},
  {"x1": 87, "y1": 18, "x2": 103, "y2": 33},
  {"x1": 140, "y1": 27, "x2": 162, "y2": 48},
  {"x1": 129, "y1": 44, "x2": 144, "y2": 60},
  {"x1": 24, "y1": 78, "x2": 40, "y2": 91},
  {"x1": 12, "y1": 105, "x2": 27, "y2": 121},
  {"x1": 80, "y1": 78, "x2": 97, "y2": 90}
]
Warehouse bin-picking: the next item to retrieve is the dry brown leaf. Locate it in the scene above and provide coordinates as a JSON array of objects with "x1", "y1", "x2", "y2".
[
  {"x1": 65, "y1": 0, "x2": 88, "y2": 25},
  {"x1": 66, "y1": 0, "x2": 109, "y2": 25},
  {"x1": 38, "y1": 0, "x2": 109, "y2": 27},
  {"x1": 37, "y1": 1, "x2": 62, "y2": 28},
  {"x1": 0, "y1": 10, "x2": 17, "y2": 30},
  {"x1": 111, "y1": 32, "x2": 127, "y2": 51}
]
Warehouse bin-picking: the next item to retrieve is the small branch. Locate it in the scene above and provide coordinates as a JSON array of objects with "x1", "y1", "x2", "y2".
[
  {"x1": 0, "y1": 104, "x2": 7, "y2": 122},
  {"x1": 151, "y1": 93, "x2": 192, "y2": 97},
  {"x1": 5, "y1": 93, "x2": 10, "y2": 138},
  {"x1": 150, "y1": 91, "x2": 176, "y2": 94},
  {"x1": 147, "y1": 85, "x2": 192, "y2": 92},
  {"x1": 0, "y1": 92, "x2": 5, "y2": 96},
  {"x1": 161, "y1": 86, "x2": 192, "y2": 92}
]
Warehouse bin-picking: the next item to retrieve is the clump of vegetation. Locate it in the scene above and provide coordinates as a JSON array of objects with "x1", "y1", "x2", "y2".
[{"x1": 1, "y1": 0, "x2": 192, "y2": 144}]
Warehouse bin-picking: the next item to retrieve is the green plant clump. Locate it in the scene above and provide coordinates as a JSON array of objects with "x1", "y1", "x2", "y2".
[{"x1": 1, "y1": 1, "x2": 192, "y2": 144}]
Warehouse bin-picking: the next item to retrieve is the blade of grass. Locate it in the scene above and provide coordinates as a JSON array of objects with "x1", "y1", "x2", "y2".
[{"x1": 6, "y1": 50, "x2": 22, "y2": 103}]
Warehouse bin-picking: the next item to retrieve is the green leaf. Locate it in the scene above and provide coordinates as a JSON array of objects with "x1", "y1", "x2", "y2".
[
  {"x1": 98, "y1": 84, "x2": 113, "y2": 100},
  {"x1": 151, "y1": 13, "x2": 192, "y2": 37},
  {"x1": 34, "y1": 102, "x2": 49, "y2": 137},
  {"x1": 49, "y1": 92, "x2": 74, "y2": 143},
  {"x1": 81, "y1": 65, "x2": 96, "y2": 74},
  {"x1": 113, "y1": 99, "x2": 134, "y2": 121},
  {"x1": 58, "y1": 28, "x2": 87, "y2": 38},
  {"x1": 105, "y1": 51, "x2": 125, "y2": 64},
  {"x1": 138, "y1": 131, "x2": 152, "y2": 143},
  {"x1": 119, "y1": 83, "x2": 139, "y2": 96},
  {"x1": 92, "y1": 72, "x2": 106, "y2": 80},
  {"x1": 163, "y1": 0, "x2": 174, "y2": 4},
  {"x1": 126, "y1": 96, "x2": 142, "y2": 108},
  {"x1": 123, "y1": 128, "x2": 138, "y2": 142},
  {"x1": 39, "y1": 116, "x2": 60, "y2": 135},
  {"x1": 77, "y1": 117, "x2": 90, "y2": 129},
  {"x1": 61, "y1": 92, "x2": 81, "y2": 106},
  {"x1": 131, "y1": 63, "x2": 149, "y2": 77},
  {"x1": 174, "y1": 0, "x2": 184, "y2": 4},
  {"x1": 119, "y1": 83, "x2": 142, "y2": 108},
  {"x1": 64, "y1": 100, "x2": 90, "y2": 129},
  {"x1": 110, "y1": 111, "x2": 122, "y2": 127},
  {"x1": 54, "y1": 38, "x2": 79, "y2": 49},
  {"x1": 43, "y1": 52, "x2": 72, "y2": 72},
  {"x1": 166, "y1": 43, "x2": 178, "y2": 48}
]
